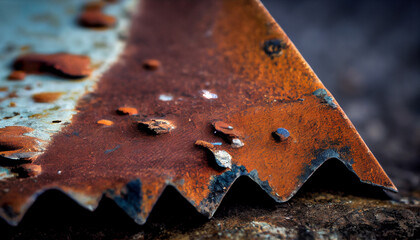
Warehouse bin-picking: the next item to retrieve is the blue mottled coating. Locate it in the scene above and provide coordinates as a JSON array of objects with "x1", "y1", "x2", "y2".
[
  {"x1": 108, "y1": 179, "x2": 143, "y2": 222},
  {"x1": 276, "y1": 128, "x2": 290, "y2": 138}
]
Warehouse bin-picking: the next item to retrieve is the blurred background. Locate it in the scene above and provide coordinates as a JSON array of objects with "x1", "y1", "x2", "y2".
[{"x1": 263, "y1": 0, "x2": 420, "y2": 194}]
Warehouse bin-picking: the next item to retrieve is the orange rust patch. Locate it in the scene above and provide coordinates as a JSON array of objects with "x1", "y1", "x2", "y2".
[
  {"x1": 13, "y1": 53, "x2": 91, "y2": 78},
  {"x1": 116, "y1": 107, "x2": 138, "y2": 115},
  {"x1": 0, "y1": 87, "x2": 8, "y2": 92},
  {"x1": 142, "y1": 59, "x2": 161, "y2": 70},
  {"x1": 97, "y1": 119, "x2": 114, "y2": 126},
  {"x1": 32, "y1": 92, "x2": 63, "y2": 103},
  {"x1": 9, "y1": 102, "x2": 16, "y2": 107},
  {"x1": 7, "y1": 71, "x2": 26, "y2": 81},
  {"x1": 0, "y1": 126, "x2": 43, "y2": 160}
]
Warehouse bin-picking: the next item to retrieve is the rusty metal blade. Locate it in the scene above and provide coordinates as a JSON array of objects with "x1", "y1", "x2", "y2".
[{"x1": 0, "y1": 0, "x2": 396, "y2": 226}]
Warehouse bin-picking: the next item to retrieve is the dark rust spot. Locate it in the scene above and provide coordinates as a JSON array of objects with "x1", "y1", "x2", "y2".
[
  {"x1": 13, "y1": 164, "x2": 42, "y2": 178},
  {"x1": 32, "y1": 92, "x2": 63, "y2": 103},
  {"x1": 8, "y1": 92, "x2": 18, "y2": 98},
  {"x1": 13, "y1": 53, "x2": 91, "y2": 78},
  {"x1": 7, "y1": 71, "x2": 26, "y2": 81},
  {"x1": 263, "y1": 39, "x2": 288, "y2": 57}
]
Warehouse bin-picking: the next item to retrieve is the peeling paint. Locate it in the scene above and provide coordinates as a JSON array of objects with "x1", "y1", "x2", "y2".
[
  {"x1": 0, "y1": 0, "x2": 137, "y2": 158},
  {"x1": 313, "y1": 88, "x2": 337, "y2": 108}
]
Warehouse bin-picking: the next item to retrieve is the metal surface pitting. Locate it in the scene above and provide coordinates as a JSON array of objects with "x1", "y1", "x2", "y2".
[{"x1": 0, "y1": 0, "x2": 396, "y2": 226}]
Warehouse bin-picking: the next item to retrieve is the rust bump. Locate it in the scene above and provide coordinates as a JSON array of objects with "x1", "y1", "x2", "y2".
[
  {"x1": 0, "y1": 126, "x2": 43, "y2": 160},
  {"x1": 8, "y1": 92, "x2": 18, "y2": 98},
  {"x1": 116, "y1": 107, "x2": 138, "y2": 115},
  {"x1": 13, "y1": 53, "x2": 91, "y2": 78},
  {"x1": 78, "y1": 4, "x2": 116, "y2": 28},
  {"x1": 195, "y1": 140, "x2": 216, "y2": 150},
  {"x1": 97, "y1": 119, "x2": 114, "y2": 126},
  {"x1": 7, "y1": 71, "x2": 26, "y2": 81},
  {"x1": 212, "y1": 120, "x2": 242, "y2": 143},
  {"x1": 263, "y1": 39, "x2": 288, "y2": 57},
  {"x1": 138, "y1": 119, "x2": 175, "y2": 134},
  {"x1": 142, "y1": 59, "x2": 161, "y2": 70},
  {"x1": 272, "y1": 128, "x2": 290, "y2": 142},
  {"x1": 32, "y1": 92, "x2": 63, "y2": 103},
  {"x1": 195, "y1": 140, "x2": 232, "y2": 169}
]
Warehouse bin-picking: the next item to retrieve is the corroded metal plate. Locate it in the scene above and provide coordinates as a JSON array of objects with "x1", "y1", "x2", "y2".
[{"x1": 0, "y1": 0, "x2": 396, "y2": 226}]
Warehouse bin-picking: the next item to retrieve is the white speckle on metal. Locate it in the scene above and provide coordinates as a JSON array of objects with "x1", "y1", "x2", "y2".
[
  {"x1": 201, "y1": 90, "x2": 218, "y2": 99},
  {"x1": 213, "y1": 150, "x2": 232, "y2": 169},
  {"x1": 57, "y1": 171, "x2": 62, "y2": 175},
  {"x1": 158, "y1": 94, "x2": 173, "y2": 101},
  {"x1": 0, "y1": 0, "x2": 137, "y2": 159},
  {"x1": 231, "y1": 138, "x2": 244, "y2": 148}
]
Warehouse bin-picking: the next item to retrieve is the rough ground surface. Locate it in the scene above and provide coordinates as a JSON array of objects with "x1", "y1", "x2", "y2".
[
  {"x1": 1, "y1": 161, "x2": 419, "y2": 239},
  {"x1": 1, "y1": 0, "x2": 419, "y2": 239}
]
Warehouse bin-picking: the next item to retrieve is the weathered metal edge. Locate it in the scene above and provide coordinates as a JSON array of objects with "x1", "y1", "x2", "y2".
[{"x1": 0, "y1": 0, "x2": 397, "y2": 226}]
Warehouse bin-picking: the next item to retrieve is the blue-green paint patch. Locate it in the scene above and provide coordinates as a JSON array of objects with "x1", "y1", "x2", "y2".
[
  {"x1": 299, "y1": 148, "x2": 355, "y2": 183},
  {"x1": 0, "y1": 167, "x2": 14, "y2": 180},
  {"x1": 199, "y1": 164, "x2": 277, "y2": 216},
  {"x1": 0, "y1": 0, "x2": 136, "y2": 159},
  {"x1": 248, "y1": 170, "x2": 273, "y2": 194},
  {"x1": 105, "y1": 145, "x2": 120, "y2": 154},
  {"x1": 108, "y1": 179, "x2": 142, "y2": 220},
  {"x1": 313, "y1": 89, "x2": 337, "y2": 108}
]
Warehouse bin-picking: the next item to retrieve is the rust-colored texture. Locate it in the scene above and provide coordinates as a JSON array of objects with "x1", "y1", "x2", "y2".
[
  {"x1": 7, "y1": 71, "x2": 26, "y2": 81},
  {"x1": 13, "y1": 53, "x2": 91, "y2": 78},
  {"x1": 32, "y1": 92, "x2": 63, "y2": 103},
  {"x1": 0, "y1": 0, "x2": 396, "y2": 225},
  {"x1": 0, "y1": 126, "x2": 43, "y2": 160},
  {"x1": 78, "y1": 1, "x2": 117, "y2": 28}
]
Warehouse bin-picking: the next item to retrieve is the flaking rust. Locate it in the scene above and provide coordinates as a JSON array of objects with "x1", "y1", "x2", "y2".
[
  {"x1": 13, "y1": 53, "x2": 91, "y2": 78},
  {"x1": 0, "y1": 0, "x2": 397, "y2": 226}
]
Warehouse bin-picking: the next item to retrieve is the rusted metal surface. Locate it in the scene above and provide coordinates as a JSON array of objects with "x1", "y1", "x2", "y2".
[{"x1": 0, "y1": 0, "x2": 397, "y2": 226}]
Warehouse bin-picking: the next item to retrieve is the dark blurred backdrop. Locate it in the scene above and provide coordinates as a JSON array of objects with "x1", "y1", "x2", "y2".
[{"x1": 262, "y1": 0, "x2": 420, "y2": 194}]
